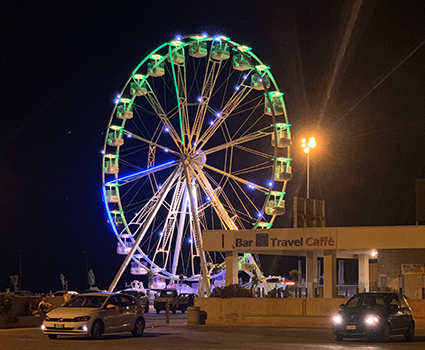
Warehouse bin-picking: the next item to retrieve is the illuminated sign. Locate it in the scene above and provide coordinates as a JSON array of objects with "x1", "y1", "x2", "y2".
[{"x1": 235, "y1": 233, "x2": 334, "y2": 249}]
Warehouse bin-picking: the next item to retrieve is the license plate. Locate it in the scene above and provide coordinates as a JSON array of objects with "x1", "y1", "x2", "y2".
[
  {"x1": 54, "y1": 324, "x2": 65, "y2": 328},
  {"x1": 346, "y1": 325, "x2": 356, "y2": 330}
]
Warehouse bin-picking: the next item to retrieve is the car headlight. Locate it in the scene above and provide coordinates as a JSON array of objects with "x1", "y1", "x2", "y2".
[
  {"x1": 44, "y1": 316, "x2": 50, "y2": 321},
  {"x1": 333, "y1": 315, "x2": 343, "y2": 324},
  {"x1": 73, "y1": 316, "x2": 91, "y2": 322},
  {"x1": 365, "y1": 315, "x2": 380, "y2": 325}
]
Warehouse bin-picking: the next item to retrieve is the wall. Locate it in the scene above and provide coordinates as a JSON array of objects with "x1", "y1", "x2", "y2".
[
  {"x1": 378, "y1": 249, "x2": 425, "y2": 297},
  {"x1": 194, "y1": 297, "x2": 425, "y2": 328}
]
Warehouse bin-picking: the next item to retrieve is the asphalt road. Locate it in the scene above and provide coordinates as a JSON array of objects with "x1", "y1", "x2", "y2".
[{"x1": 1, "y1": 313, "x2": 425, "y2": 350}]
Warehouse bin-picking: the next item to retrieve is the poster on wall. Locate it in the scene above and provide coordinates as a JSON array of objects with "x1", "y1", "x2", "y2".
[{"x1": 401, "y1": 264, "x2": 425, "y2": 275}]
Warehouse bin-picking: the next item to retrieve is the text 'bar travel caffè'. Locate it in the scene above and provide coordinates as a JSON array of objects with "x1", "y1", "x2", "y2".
[{"x1": 203, "y1": 229, "x2": 338, "y2": 252}]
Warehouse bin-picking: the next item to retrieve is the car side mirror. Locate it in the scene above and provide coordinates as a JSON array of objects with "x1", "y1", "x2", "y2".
[
  {"x1": 340, "y1": 304, "x2": 346, "y2": 309},
  {"x1": 390, "y1": 304, "x2": 399, "y2": 311}
]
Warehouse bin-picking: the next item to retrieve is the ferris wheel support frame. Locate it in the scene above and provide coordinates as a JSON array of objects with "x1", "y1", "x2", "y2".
[
  {"x1": 108, "y1": 165, "x2": 182, "y2": 292},
  {"x1": 183, "y1": 160, "x2": 211, "y2": 295}
]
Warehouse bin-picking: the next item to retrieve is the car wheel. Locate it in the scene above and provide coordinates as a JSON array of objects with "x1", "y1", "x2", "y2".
[
  {"x1": 380, "y1": 323, "x2": 390, "y2": 342},
  {"x1": 335, "y1": 334, "x2": 343, "y2": 342},
  {"x1": 144, "y1": 305, "x2": 149, "y2": 313},
  {"x1": 181, "y1": 307, "x2": 186, "y2": 314},
  {"x1": 172, "y1": 306, "x2": 177, "y2": 314},
  {"x1": 156, "y1": 308, "x2": 160, "y2": 314},
  {"x1": 48, "y1": 335, "x2": 57, "y2": 340},
  {"x1": 404, "y1": 321, "x2": 415, "y2": 341},
  {"x1": 132, "y1": 317, "x2": 145, "y2": 337},
  {"x1": 91, "y1": 320, "x2": 104, "y2": 339}
]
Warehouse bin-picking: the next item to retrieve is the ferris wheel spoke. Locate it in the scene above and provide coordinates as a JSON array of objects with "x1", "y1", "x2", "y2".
[
  {"x1": 169, "y1": 44, "x2": 191, "y2": 149},
  {"x1": 189, "y1": 58, "x2": 223, "y2": 149},
  {"x1": 231, "y1": 162, "x2": 272, "y2": 176},
  {"x1": 190, "y1": 163, "x2": 238, "y2": 230},
  {"x1": 234, "y1": 145, "x2": 273, "y2": 159},
  {"x1": 171, "y1": 188, "x2": 190, "y2": 275},
  {"x1": 194, "y1": 161, "x2": 269, "y2": 193},
  {"x1": 197, "y1": 85, "x2": 253, "y2": 149},
  {"x1": 123, "y1": 130, "x2": 182, "y2": 157},
  {"x1": 105, "y1": 160, "x2": 179, "y2": 187},
  {"x1": 143, "y1": 81, "x2": 183, "y2": 151},
  {"x1": 203, "y1": 127, "x2": 272, "y2": 156}
]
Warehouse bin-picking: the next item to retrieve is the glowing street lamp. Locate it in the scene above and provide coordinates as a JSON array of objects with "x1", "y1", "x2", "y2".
[{"x1": 301, "y1": 137, "x2": 316, "y2": 199}]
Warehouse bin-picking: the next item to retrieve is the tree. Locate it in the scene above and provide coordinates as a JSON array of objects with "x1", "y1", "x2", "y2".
[
  {"x1": 289, "y1": 269, "x2": 301, "y2": 283},
  {"x1": 148, "y1": 268, "x2": 155, "y2": 289},
  {"x1": 59, "y1": 274, "x2": 66, "y2": 288},
  {"x1": 289, "y1": 269, "x2": 301, "y2": 297},
  {"x1": 9, "y1": 275, "x2": 19, "y2": 292},
  {"x1": 250, "y1": 271, "x2": 260, "y2": 295},
  {"x1": 88, "y1": 269, "x2": 96, "y2": 289},
  {"x1": 179, "y1": 274, "x2": 184, "y2": 293}
]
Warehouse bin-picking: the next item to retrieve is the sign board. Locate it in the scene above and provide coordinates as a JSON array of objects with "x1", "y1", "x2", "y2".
[
  {"x1": 401, "y1": 264, "x2": 425, "y2": 275},
  {"x1": 241, "y1": 263, "x2": 255, "y2": 271},
  {"x1": 203, "y1": 228, "x2": 338, "y2": 252}
]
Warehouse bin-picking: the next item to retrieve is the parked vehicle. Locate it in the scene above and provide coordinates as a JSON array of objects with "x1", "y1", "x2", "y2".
[
  {"x1": 118, "y1": 289, "x2": 150, "y2": 313},
  {"x1": 51, "y1": 290, "x2": 78, "y2": 297},
  {"x1": 332, "y1": 292, "x2": 415, "y2": 342},
  {"x1": 154, "y1": 289, "x2": 179, "y2": 314},
  {"x1": 14, "y1": 290, "x2": 35, "y2": 296},
  {"x1": 41, "y1": 292, "x2": 145, "y2": 339},
  {"x1": 178, "y1": 293, "x2": 197, "y2": 307}
]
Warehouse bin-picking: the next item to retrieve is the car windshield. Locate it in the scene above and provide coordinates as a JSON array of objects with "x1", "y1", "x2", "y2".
[
  {"x1": 64, "y1": 295, "x2": 107, "y2": 308},
  {"x1": 345, "y1": 294, "x2": 388, "y2": 309},
  {"x1": 360, "y1": 295, "x2": 386, "y2": 308}
]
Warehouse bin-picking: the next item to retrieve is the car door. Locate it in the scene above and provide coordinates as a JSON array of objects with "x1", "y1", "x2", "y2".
[
  {"x1": 398, "y1": 295, "x2": 414, "y2": 330},
  {"x1": 119, "y1": 295, "x2": 137, "y2": 331},
  {"x1": 388, "y1": 294, "x2": 405, "y2": 331},
  {"x1": 102, "y1": 295, "x2": 125, "y2": 332}
]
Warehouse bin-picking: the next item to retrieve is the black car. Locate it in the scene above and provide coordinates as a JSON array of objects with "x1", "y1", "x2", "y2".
[
  {"x1": 118, "y1": 289, "x2": 150, "y2": 313},
  {"x1": 332, "y1": 292, "x2": 415, "y2": 342}
]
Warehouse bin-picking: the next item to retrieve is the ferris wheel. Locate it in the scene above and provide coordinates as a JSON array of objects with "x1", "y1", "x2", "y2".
[{"x1": 102, "y1": 34, "x2": 292, "y2": 294}]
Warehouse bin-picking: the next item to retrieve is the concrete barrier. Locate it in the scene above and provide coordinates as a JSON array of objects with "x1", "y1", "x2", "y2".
[
  {"x1": 0, "y1": 295, "x2": 64, "y2": 329},
  {"x1": 187, "y1": 306, "x2": 201, "y2": 325},
  {"x1": 194, "y1": 297, "x2": 425, "y2": 329}
]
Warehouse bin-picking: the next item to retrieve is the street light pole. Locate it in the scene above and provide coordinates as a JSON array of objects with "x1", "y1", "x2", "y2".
[
  {"x1": 83, "y1": 251, "x2": 88, "y2": 291},
  {"x1": 302, "y1": 137, "x2": 316, "y2": 199},
  {"x1": 306, "y1": 152, "x2": 310, "y2": 199},
  {"x1": 19, "y1": 254, "x2": 22, "y2": 290}
]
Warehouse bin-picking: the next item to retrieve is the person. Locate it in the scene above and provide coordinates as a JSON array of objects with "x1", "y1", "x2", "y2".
[
  {"x1": 28, "y1": 298, "x2": 39, "y2": 315},
  {"x1": 62, "y1": 288, "x2": 72, "y2": 304},
  {"x1": 32, "y1": 295, "x2": 52, "y2": 316}
]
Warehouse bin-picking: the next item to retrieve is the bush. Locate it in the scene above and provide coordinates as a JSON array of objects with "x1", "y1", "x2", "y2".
[
  {"x1": 210, "y1": 284, "x2": 253, "y2": 298},
  {"x1": 0, "y1": 292, "x2": 15, "y2": 322},
  {"x1": 265, "y1": 287, "x2": 293, "y2": 298},
  {"x1": 289, "y1": 269, "x2": 300, "y2": 283}
]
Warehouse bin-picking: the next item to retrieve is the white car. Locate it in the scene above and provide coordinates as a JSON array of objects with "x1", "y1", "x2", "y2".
[{"x1": 41, "y1": 292, "x2": 145, "y2": 339}]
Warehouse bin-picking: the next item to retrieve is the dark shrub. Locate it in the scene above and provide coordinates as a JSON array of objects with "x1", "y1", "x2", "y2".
[{"x1": 211, "y1": 284, "x2": 253, "y2": 298}]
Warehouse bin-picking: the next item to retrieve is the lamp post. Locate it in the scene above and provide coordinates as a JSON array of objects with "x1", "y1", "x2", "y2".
[
  {"x1": 302, "y1": 137, "x2": 316, "y2": 199},
  {"x1": 83, "y1": 251, "x2": 88, "y2": 291}
]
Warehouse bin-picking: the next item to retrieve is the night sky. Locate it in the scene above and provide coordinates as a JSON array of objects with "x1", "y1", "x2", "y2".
[{"x1": 1, "y1": 0, "x2": 424, "y2": 293}]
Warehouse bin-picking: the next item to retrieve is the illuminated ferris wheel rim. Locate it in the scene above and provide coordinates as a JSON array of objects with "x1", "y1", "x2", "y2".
[{"x1": 101, "y1": 33, "x2": 293, "y2": 290}]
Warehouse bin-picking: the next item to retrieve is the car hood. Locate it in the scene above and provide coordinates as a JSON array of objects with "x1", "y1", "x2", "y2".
[
  {"x1": 46, "y1": 307, "x2": 100, "y2": 318},
  {"x1": 338, "y1": 306, "x2": 390, "y2": 318}
]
